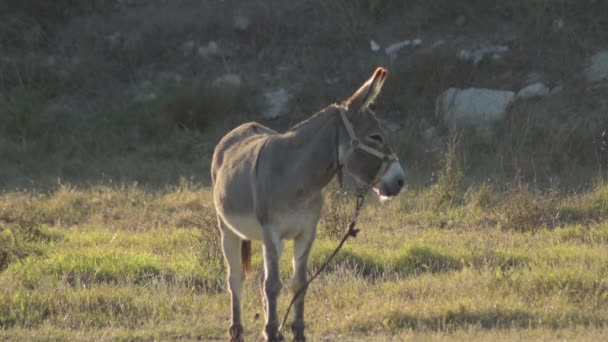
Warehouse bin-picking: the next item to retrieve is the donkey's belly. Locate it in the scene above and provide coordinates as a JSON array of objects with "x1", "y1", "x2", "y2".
[
  {"x1": 220, "y1": 212, "x2": 264, "y2": 241},
  {"x1": 220, "y1": 208, "x2": 319, "y2": 242}
]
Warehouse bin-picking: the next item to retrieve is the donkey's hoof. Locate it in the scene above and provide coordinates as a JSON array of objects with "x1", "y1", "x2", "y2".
[
  {"x1": 264, "y1": 331, "x2": 284, "y2": 342},
  {"x1": 229, "y1": 324, "x2": 244, "y2": 342},
  {"x1": 292, "y1": 322, "x2": 306, "y2": 342}
]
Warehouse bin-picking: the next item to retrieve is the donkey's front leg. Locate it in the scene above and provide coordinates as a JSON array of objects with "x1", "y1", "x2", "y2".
[
  {"x1": 220, "y1": 222, "x2": 246, "y2": 342},
  {"x1": 262, "y1": 235, "x2": 284, "y2": 341},
  {"x1": 290, "y1": 228, "x2": 316, "y2": 342}
]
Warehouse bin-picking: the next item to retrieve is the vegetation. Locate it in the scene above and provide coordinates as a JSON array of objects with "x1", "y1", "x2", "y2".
[{"x1": 0, "y1": 169, "x2": 607, "y2": 340}]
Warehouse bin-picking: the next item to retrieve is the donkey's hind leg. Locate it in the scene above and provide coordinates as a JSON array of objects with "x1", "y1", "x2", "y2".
[
  {"x1": 219, "y1": 218, "x2": 245, "y2": 342},
  {"x1": 262, "y1": 234, "x2": 285, "y2": 341},
  {"x1": 290, "y1": 227, "x2": 316, "y2": 342}
]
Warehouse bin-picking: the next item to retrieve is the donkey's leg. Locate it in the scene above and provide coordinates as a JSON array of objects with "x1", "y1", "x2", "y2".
[
  {"x1": 220, "y1": 220, "x2": 245, "y2": 342},
  {"x1": 262, "y1": 235, "x2": 284, "y2": 341},
  {"x1": 290, "y1": 227, "x2": 316, "y2": 342}
]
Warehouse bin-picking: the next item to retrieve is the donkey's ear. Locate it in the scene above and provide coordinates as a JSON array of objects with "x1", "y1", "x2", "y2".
[{"x1": 346, "y1": 67, "x2": 388, "y2": 113}]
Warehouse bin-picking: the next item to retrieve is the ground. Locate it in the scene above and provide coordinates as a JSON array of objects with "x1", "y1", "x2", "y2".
[{"x1": 1, "y1": 0, "x2": 608, "y2": 341}]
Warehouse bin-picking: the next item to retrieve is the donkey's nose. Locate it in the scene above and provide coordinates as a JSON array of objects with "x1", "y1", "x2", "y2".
[
  {"x1": 380, "y1": 162, "x2": 405, "y2": 197},
  {"x1": 389, "y1": 175, "x2": 404, "y2": 196}
]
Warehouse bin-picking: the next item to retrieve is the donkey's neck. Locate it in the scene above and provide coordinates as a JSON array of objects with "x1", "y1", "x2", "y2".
[{"x1": 281, "y1": 106, "x2": 341, "y2": 194}]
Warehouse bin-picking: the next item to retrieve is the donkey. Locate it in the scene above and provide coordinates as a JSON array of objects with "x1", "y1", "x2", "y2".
[{"x1": 211, "y1": 67, "x2": 404, "y2": 341}]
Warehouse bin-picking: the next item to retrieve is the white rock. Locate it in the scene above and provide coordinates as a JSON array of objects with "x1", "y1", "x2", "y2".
[
  {"x1": 435, "y1": 88, "x2": 515, "y2": 127},
  {"x1": 516, "y1": 82, "x2": 550, "y2": 100},
  {"x1": 458, "y1": 44, "x2": 509, "y2": 65},
  {"x1": 263, "y1": 89, "x2": 290, "y2": 119},
  {"x1": 370, "y1": 40, "x2": 381, "y2": 52},
  {"x1": 385, "y1": 40, "x2": 410, "y2": 59},
  {"x1": 197, "y1": 41, "x2": 220, "y2": 58},
  {"x1": 233, "y1": 16, "x2": 251, "y2": 31},
  {"x1": 585, "y1": 50, "x2": 608, "y2": 82}
]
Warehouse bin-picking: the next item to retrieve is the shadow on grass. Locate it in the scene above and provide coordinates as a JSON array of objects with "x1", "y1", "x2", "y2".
[{"x1": 349, "y1": 308, "x2": 608, "y2": 333}]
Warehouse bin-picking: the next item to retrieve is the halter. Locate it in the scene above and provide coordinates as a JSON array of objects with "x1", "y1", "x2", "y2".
[{"x1": 336, "y1": 105, "x2": 398, "y2": 189}]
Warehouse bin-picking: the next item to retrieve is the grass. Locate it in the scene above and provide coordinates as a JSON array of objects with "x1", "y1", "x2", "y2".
[{"x1": 0, "y1": 179, "x2": 607, "y2": 340}]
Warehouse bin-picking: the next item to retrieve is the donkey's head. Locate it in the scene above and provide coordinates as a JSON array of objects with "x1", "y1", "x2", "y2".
[{"x1": 338, "y1": 67, "x2": 405, "y2": 201}]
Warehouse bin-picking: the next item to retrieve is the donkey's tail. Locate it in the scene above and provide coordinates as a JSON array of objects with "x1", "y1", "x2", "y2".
[{"x1": 241, "y1": 240, "x2": 252, "y2": 277}]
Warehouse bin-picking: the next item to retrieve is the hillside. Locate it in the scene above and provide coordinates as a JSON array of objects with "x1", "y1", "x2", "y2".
[{"x1": 1, "y1": 0, "x2": 607, "y2": 190}]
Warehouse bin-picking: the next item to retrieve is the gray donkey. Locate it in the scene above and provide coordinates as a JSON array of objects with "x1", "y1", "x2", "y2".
[{"x1": 211, "y1": 67, "x2": 404, "y2": 341}]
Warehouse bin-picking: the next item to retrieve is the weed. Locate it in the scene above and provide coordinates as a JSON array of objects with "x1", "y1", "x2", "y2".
[
  {"x1": 426, "y1": 131, "x2": 465, "y2": 207},
  {"x1": 499, "y1": 185, "x2": 559, "y2": 232}
]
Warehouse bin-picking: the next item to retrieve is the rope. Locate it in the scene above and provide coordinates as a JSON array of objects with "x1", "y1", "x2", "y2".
[{"x1": 278, "y1": 189, "x2": 368, "y2": 333}]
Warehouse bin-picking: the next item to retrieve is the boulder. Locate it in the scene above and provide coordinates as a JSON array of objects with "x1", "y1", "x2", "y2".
[
  {"x1": 516, "y1": 82, "x2": 550, "y2": 100},
  {"x1": 585, "y1": 50, "x2": 608, "y2": 82},
  {"x1": 436, "y1": 88, "x2": 515, "y2": 127}
]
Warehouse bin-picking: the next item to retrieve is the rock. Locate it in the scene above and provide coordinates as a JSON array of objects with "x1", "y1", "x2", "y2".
[
  {"x1": 585, "y1": 50, "x2": 608, "y2": 82},
  {"x1": 524, "y1": 72, "x2": 543, "y2": 84},
  {"x1": 385, "y1": 40, "x2": 410, "y2": 56},
  {"x1": 233, "y1": 15, "x2": 251, "y2": 31},
  {"x1": 516, "y1": 82, "x2": 550, "y2": 100},
  {"x1": 263, "y1": 89, "x2": 290, "y2": 119},
  {"x1": 385, "y1": 38, "x2": 422, "y2": 60},
  {"x1": 435, "y1": 88, "x2": 515, "y2": 127},
  {"x1": 198, "y1": 41, "x2": 220, "y2": 59},
  {"x1": 458, "y1": 44, "x2": 509, "y2": 65},
  {"x1": 370, "y1": 40, "x2": 381, "y2": 52}
]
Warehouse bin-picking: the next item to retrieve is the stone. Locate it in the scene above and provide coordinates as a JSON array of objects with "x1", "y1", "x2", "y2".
[
  {"x1": 585, "y1": 50, "x2": 608, "y2": 82},
  {"x1": 198, "y1": 41, "x2": 220, "y2": 59},
  {"x1": 370, "y1": 40, "x2": 381, "y2": 52},
  {"x1": 458, "y1": 44, "x2": 509, "y2": 65},
  {"x1": 516, "y1": 82, "x2": 550, "y2": 100},
  {"x1": 435, "y1": 88, "x2": 515, "y2": 127},
  {"x1": 263, "y1": 89, "x2": 290, "y2": 119}
]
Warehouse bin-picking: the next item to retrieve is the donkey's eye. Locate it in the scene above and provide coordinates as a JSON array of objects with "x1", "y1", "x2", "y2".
[{"x1": 368, "y1": 134, "x2": 384, "y2": 144}]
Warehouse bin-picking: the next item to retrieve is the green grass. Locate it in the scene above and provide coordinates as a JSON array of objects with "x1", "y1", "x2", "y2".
[{"x1": 0, "y1": 182, "x2": 608, "y2": 340}]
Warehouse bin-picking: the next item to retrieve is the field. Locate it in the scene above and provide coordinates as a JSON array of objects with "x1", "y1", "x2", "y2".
[
  {"x1": 1, "y1": 175, "x2": 608, "y2": 341},
  {"x1": 1, "y1": 0, "x2": 608, "y2": 340}
]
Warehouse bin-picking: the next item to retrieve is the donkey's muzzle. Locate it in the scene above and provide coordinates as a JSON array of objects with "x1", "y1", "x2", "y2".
[{"x1": 375, "y1": 161, "x2": 405, "y2": 198}]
